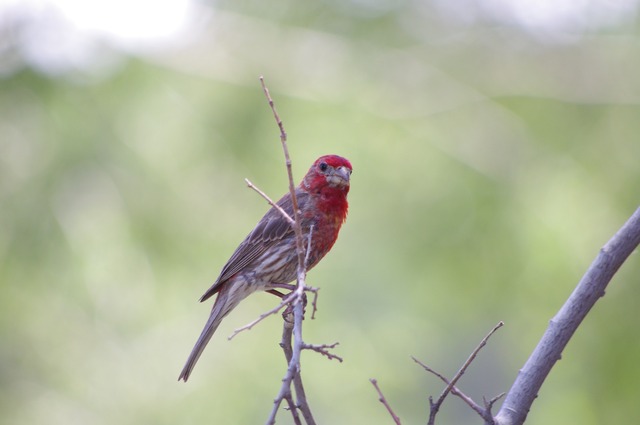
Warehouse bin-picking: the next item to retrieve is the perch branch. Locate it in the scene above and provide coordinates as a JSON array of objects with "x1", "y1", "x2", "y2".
[
  {"x1": 259, "y1": 76, "x2": 305, "y2": 266},
  {"x1": 259, "y1": 76, "x2": 321, "y2": 425}
]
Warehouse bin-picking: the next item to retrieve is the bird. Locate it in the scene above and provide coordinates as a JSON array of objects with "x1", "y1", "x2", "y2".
[{"x1": 178, "y1": 154, "x2": 352, "y2": 382}]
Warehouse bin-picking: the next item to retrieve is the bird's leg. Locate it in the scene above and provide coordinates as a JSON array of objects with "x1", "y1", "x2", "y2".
[
  {"x1": 281, "y1": 291, "x2": 308, "y2": 323},
  {"x1": 270, "y1": 283, "x2": 297, "y2": 292},
  {"x1": 266, "y1": 289, "x2": 285, "y2": 298},
  {"x1": 267, "y1": 283, "x2": 308, "y2": 322},
  {"x1": 266, "y1": 283, "x2": 297, "y2": 299}
]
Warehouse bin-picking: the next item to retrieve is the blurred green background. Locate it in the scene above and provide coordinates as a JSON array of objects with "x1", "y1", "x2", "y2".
[{"x1": 1, "y1": 0, "x2": 640, "y2": 424}]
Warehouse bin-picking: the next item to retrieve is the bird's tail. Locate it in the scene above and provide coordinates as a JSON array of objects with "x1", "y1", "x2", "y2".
[{"x1": 178, "y1": 287, "x2": 242, "y2": 382}]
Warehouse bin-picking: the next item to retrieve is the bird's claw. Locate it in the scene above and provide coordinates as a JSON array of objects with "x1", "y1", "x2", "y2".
[{"x1": 282, "y1": 291, "x2": 307, "y2": 323}]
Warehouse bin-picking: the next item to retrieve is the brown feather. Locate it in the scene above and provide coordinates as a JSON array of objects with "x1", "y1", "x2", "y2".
[{"x1": 199, "y1": 190, "x2": 309, "y2": 301}]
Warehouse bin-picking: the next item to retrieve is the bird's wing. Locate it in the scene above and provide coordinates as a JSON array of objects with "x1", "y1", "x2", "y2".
[{"x1": 199, "y1": 190, "x2": 308, "y2": 302}]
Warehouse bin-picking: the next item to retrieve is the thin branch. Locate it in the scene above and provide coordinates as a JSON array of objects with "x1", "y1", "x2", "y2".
[
  {"x1": 484, "y1": 393, "x2": 506, "y2": 418},
  {"x1": 290, "y1": 300, "x2": 316, "y2": 425},
  {"x1": 494, "y1": 207, "x2": 640, "y2": 425},
  {"x1": 260, "y1": 76, "x2": 287, "y2": 146},
  {"x1": 411, "y1": 356, "x2": 486, "y2": 418},
  {"x1": 270, "y1": 313, "x2": 315, "y2": 425},
  {"x1": 228, "y1": 291, "x2": 297, "y2": 340},
  {"x1": 421, "y1": 321, "x2": 503, "y2": 425},
  {"x1": 302, "y1": 342, "x2": 343, "y2": 362},
  {"x1": 284, "y1": 394, "x2": 302, "y2": 425},
  {"x1": 370, "y1": 378, "x2": 402, "y2": 425},
  {"x1": 260, "y1": 76, "x2": 318, "y2": 425},
  {"x1": 259, "y1": 76, "x2": 306, "y2": 269},
  {"x1": 286, "y1": 291, "x2": 316, "y2": 425},
  {"x1": 302, "y1": 225, "x2": 321, "y2": 320},
  {"x1": 245, "y1": 178, "x2": 295, "y2": 225},
  {"x1": 412, "y1": 355, "x2": 503, "y2": 424},
  {"x1": 309, "y1": 288, "x2": 320, "y2": 320},
  {"x1": 267, "y1": 319, "x2": 296, "y2": 424},
  {"x1": 304, "y1": 225, "x2": 314, "y2": 269}
]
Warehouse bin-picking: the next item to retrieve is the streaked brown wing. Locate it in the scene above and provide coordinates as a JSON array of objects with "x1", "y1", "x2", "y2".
[{"x1": 199, "y1": 190, "x2": 308, "y2": 302}]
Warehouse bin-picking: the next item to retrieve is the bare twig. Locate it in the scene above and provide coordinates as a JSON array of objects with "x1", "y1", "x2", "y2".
[
  {"x1": 431, "y1": 321, "x2": 503, "y2": 418},
  {"x1": 411, "y1": 356, "x2": 486, "y2": 418},
  {"x1": 370, "y1": 378, "x2": 402, "y2": 425},
  {"x1": 228, "y1": 291, "x2": 297, "y2": 340},
  {"x1": 245, "y1": 178, "x2": 295, "y2": 225},
  {"x1": 284, "y1": 394, "x2": 302, "y2": 425},
  {"x1": 304, "y1": 225, "x2": 314, "y2": 269},
  {"x1": 302, "y1": 226, "x2": 322, "y2": 319},
  {"x1": 494, "y1": 207, "x2": 640, "y2": 425},
  {"x1": 412, "y1": 355, "x2": 504, "y2": 424},
  {"x1": 310, "y1": 288, "x2": 320, "y2": 320},
  {"x1": 259, "y1": 76, "x2": 305, "y2": 268},
  {"x1": 260, "y1": 76, "x2": 287, "y2": 146},
  {"x1": 484, "y1": 393, "x2": 506, "y2": 417},
  {"x1": 268, "y1": 319, "x2": 296, "y2": 424},
  {"x1": 271, "y1": 315, "x2": 316, "y2": 425},
  {"x1": 302, "y1": 342, "x2": 343, "y2": 362},
  {"x1": 416, "y1": 321, "x2": 503, "y2": 425},
  {"x1": 259, "y1": 76, "x2": 320, "y2": 425},
  {"x1": 290, "y1": 301, "x2": 316, "y2": 425}
]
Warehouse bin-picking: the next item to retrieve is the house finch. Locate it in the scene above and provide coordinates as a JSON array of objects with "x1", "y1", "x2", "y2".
[{"x1": 178, "y1": 155, "x2": 352, "y2": 382}]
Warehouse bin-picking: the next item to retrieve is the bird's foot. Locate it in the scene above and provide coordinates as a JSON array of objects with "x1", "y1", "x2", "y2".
[{"x1": 282, "y1": 291, "x2": 307, "y2": 323}]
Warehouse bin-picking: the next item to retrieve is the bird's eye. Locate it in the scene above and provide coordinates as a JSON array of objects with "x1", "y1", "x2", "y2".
[{"x1": 319, "y1": 162, "x2": 328, "y2": 172}]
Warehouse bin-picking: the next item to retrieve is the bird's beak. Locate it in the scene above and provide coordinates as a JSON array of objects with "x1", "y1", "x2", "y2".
[{"x1": 327, "y1": 165, "x2": 351, "y2": 188}]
